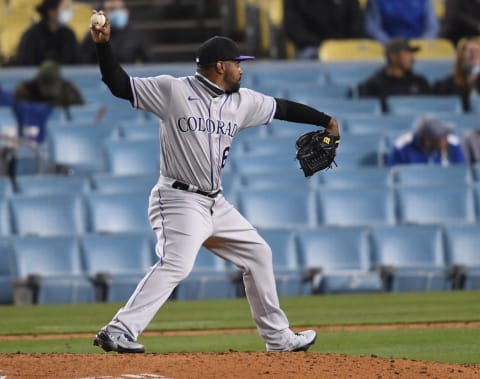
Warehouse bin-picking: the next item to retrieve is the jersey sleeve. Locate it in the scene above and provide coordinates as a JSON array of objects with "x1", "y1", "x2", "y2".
[
  {"x1": 130, "y1": 75, "x2": 175, "y2": 116},
  {"x1": 237, "y1": 88, "x2": 277, "y2": 129}
]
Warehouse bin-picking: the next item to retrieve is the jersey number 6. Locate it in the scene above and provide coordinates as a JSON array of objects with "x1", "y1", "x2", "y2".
[{"x1": 221, "y1": 146, "x2": 230, "y2": 169}]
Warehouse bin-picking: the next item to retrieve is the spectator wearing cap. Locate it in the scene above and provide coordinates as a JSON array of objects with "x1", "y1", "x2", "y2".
[
  {"x1": 15, "y1": 0, "x2": 81, "y2": 66},
  {"x1": 433, "y1": 37, "x2": 480, "y2": 112},
  {"x1": 387, "y1": 114, "x2": 466, "y2": 166},
  {"x1": 365, "y1": 0, "x2": 439, "y2": 44},
  {"x1": 14, "y1": 60, "x2": 84, "y2": 107},
  {"x1": 81, "y1": 0, "x2": 150, "y2": 63},
  {"x1": 357, "y1": 38, "x2": 431, "y2": 112}
]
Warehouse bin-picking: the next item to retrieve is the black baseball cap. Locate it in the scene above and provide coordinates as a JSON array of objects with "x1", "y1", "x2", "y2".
[
  {"x1": 195, "y1": 36, "x2": 255, "y2": 65},
  {"x1": 385, "y1": 37, "x2": 420, "y2": 56}
]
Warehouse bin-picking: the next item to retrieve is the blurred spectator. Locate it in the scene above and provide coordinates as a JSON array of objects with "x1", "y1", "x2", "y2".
[
  {"x1": 441, "y1": 0, "x2": 480, "y2": 45},
  {"x1": 283, "y1": 0, "x2": 365, "y2": 60},
  {"x1": 365, "y1": 0, "x2": 439, "y2": 44},
  {"x1": 387, "y1": 115, "x2": 466, "y2": 166},
  {"x1": 462, "y1": 129, "x2": 480, "y2": 164},
  {"x1": 15, "y1": 0, "x2": 81, "y2": 66},
  {"x1": 14, "y1": 60, "x2": 84, "y2": 107},
  {"x1": 81, "y1": 0, "x2": 150, "y2": 63},
  {"x1": 358, "y1": 38, "x2": 431, "y2": 112},
  {"x1": 433, "y1": 37, "x2": 480, "y2": 112}
]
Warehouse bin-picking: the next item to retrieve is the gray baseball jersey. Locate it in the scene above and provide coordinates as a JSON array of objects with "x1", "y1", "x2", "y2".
[{"x1": 130, "y1": 73, "x2": 276, "y2": 192}]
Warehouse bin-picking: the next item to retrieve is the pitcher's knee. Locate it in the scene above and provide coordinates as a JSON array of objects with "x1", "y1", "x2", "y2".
[{"x1": 245, "y1": 243, "x2": 273, "y2": 272}]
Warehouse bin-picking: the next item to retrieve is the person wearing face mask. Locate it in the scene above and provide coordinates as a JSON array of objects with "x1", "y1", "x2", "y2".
[
  {"x1": 433, "y1": 37, "x2": 480, "y2": 112},
  {"x1": 81, "y1": 0, "x2": 150, "y2": 64},
  {"x1": 14, "y1": 0, "x2": 81, "y2": 66}
]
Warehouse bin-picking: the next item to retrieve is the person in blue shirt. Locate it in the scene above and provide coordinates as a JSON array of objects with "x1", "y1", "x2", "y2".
[
  {"x1": 365, "y1": 0, "x2": 439, "y2": 44},
  {"x1": 387, "y1": 114, "x2": 466, "y2": 166}
]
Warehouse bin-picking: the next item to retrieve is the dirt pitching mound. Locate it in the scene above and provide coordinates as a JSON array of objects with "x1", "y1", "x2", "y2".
[{"x1": 0, "y1": 352, "x2": 479, "y2": 379}]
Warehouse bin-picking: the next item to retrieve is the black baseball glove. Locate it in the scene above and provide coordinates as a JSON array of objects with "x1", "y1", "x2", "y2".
[{"x1": 295, "y1": 130, "x2": 340, "y2": 177}]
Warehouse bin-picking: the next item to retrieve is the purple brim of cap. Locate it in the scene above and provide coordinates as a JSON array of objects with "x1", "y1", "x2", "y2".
[{"x1": 236, "y1": 55, "x2": 256, "y2": 61}]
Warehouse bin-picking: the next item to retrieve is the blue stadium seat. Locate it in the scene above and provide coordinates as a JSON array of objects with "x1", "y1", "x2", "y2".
[
  {"x1": 297, "y1": 227, "x2": 383, "y2": 294},
  {"x1": 80, "y1": 233, "x2": 153, "y2": 302},
  {"x1": 253, "y1": 67, "x2": 325, "y2": 88},
  {"x1": 474, "y1": 163, "x2": 480, "y2": 182},
  {"x1": 0, "y1": 177, "x2": 13, "y2": 197},
  {"x1": 371, "y1": 225, "x2": 448, "y2": 292},
  {"x1": 85, "y1": 191, "x2": 151, "y2": 234},
  {"x1": 393, "y1": 165, "x2": 472, "y2": 187},
  {"x1": 118, "y1": 121, "x2": 159, "y2": 141},
  {"x1": 342, "y1": 114, "x2": 413, "y2": 135},
  {"x1": 415, "y1": 60, "x2": 452, "y2": 83},
  {"x1": 0, "y1": 196, "x2": 10, "y2": 237},
  {"x1": 231, "y1": 154, "x2": 301, "y2": 176},
  {"x1": 91, "y1": 173, "x2": 158, "y2": 193},
  {"x1": 219, "y1": 171, "x2": 241, "y2": 193},
  {"x1": 286, "y1": 83, "x2": 350, "y2": 102},
  {"x1": 10, "y1": 194, "x2": 86, "y2": 236},
  {"x1": 15, "y1": 175, "x2": 90, "y2": 195},
  {"x1": 241, "y1": 172, "x2": 309, "y2": 190},
  {"x1": 441, "y1": 114, "x2": 480, "y2": 134},
  {"x1": 387, "y1": 95, "x2": 462, "y2": 115},
  {"x1": 243, "y1": 136, "x2": 296, "y2": 156},
  {"x1": 324, "y1": 63, "x2": 378, "y2": 86},
  {"x1": 306, "y1": 99, "x2": 382, "y2": 116},
  {"x1": 48, "y1": 125, "x2": 118, "y2": 174},
  {"x1": 105, "y1": 140, "x2": 160, "y2": 175},
  {"x1": 396, "y1": 185, "x2": 476, "y2": 224},
  {"x1": 268, "y1": 120, "x2": 317, "y2": 137},
  {"x1": 444, "y1": 224, "x2": 480, "y2": 290},
  {"x1": 258, "y1": 228, "x2": 307, "y2": 296},
  {"x1": 320, "y1": 167, "x2": 393, "y2": 188},
  {"x1": 11, "y1": 236, "x2": 94, "y2": 304},
  {"x1": 175, "y1": 247, "x2": 236, "y2": 300},
  {"x1": 316, "y1": 187, "x2": 396, "y2": 226},
  {"x1": 0, "y1": 238, "x2": 13, "y2": 304},
  {"x1": 239, "y1": 189, "x2": 316, "y2": 228}
]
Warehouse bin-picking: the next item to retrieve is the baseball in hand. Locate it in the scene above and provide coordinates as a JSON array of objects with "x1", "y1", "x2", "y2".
[{"x1": 90, "y1": 12, "x2": 106, "y2": 27}]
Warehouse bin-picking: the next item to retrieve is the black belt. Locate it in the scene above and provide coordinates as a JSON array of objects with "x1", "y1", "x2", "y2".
[{"x1": 172, "y1": 181, "x2": 221, "y2": 198}]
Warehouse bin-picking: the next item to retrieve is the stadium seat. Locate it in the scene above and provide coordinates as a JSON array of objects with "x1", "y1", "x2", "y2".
[
  {"x1": 258, "y1": 228, "x2": 307, "y2": 296},
  {"x1": 444, "y1": 224, "x2": 480, "y2": 290},
  {"x1": 297, "y1": 227, "x2": 383, "y2": 294},
  {"x1": 371, "y1": 225, "x2": 448, "y2": 292},
  {"x1": 410, "y1": 38, "x2": 456, "y2": 60},
  {"x1": 0, "y1": 196, "x2": 10, "y2": 237},
  {"x1": 243, "y1": 136, "x2": 296, "y2": 156},
  {"x1": 0, "y1": 238, "x2": 13, "y2": 304},
  {"x1": 238, "y1": 189, "x2": 316, "y2": 228},
  {"x1": 325, "y1": 62, "x2": 379, "y2": 86},
  {"x1": 396, "y1": 185, "x2": 476, "y2": 224},
  {"x1": 320, "y1": 167, "x2": 393, "y2": 188},
  {"x1": 386, "y1": 95, "x2": 462, "y2": 115},
  {"x1": 241, "y1": 172, "x2": 310, "y2": 190},
  {"x1": 80, "y1": 233, "x2": 153, "y2": 302},
  {"x1": 91, "y1": 173, "x2": 158, "y2": 193},
  {"x1": 304, "y1": 98, "x2": 382, "y2": 117},
  {"x1": 268, "y1": 120, "x2": 318, "y2": 137},
  {"x1": 0, "y1": 177, "x2": 12, "y2": 197},
  {"x1": 48, "y1": 125, "x2": 118, "y2": 174},
  {"x1": 342, "y1": 114, "x2": 414, "y2": 135},
  {"x1": 253, "y1": 67, "x2": 325, "y2": 88},
  {"x1": 85, "y1": 191, "x2": 151, "y2": 234},
  {"x1": 105, "y1": 140, "x2": 160, "y2": 175},
  {"x1": 11, "y1": 236, "x2": 94, "y2": 304},
  {"x1": 15, "y1": 175, "x2": 90, "y2": 195},
  {"x1": 474, "y1": 163, "x2": 480, "y2": 182},
  {"x1": 9, "y1": 194, "x2": 86, "y2": 236},
  {"x1": 319, "y1": 39, "x2": 384, "y2": 62},
  {"x1": 231, "y1": 154, "x2": 301, "y2": 176},
  {"x1": 285, "y1": 83, "x2": 351, "y2": 102},
  {"x1": 393, "y1": 165, "x2": 472, "y2": 187},
  {"x1": 316, "y1": 187, "x2": 396, "y2": 226},
  {"x1": 441, "y1": 114, "x2": 480, "y2": 134},
  {"x1": 334, "y1": 150, "x2": 384, "y2": 167},
  {"x1": 119, "y1": 121, "x2": 159, "y2": 141},
  {"x1": 415, "y1": 60, "x2": 454, "y2": 84},
  {"x1": 175, "y1": 247, "x2": 236, "y2": 300}
]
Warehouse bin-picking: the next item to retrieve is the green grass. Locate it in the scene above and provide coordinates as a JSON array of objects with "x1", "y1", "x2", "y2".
[{"x1": 0, "y1": 291, "x2": 479, "y2": 363}]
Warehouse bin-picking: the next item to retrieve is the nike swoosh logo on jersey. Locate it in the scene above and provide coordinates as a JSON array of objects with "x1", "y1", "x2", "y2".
[{"x1": 188, "y1": 96, "x2": 201, "y2": 101}]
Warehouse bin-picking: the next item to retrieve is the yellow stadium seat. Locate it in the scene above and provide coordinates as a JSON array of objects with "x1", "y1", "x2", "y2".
[
  {"x1": 319, "y1": 39, "x2": 384, "y2": 61},
  {"x1": 0, "y1": 8, "x2": 36, "y2": 30},
  {"x1": 0, "y1": 23, "x2": 28, "y2": 62},
  {"x1": 8, "y1": 0, "x2": 42, "y2": 9},
  {"x1": 410, "y1": 38, "x2": 455, "y2": 60},
  {"x1": 431, "y1": 0, "x2": 445, "y2": 19},
  {"x1": 69, "y1": 2, "x2": 93, "y2": 42},
  {"x1": 358, "y1": 0, "x2": 368, "y2": 10}
]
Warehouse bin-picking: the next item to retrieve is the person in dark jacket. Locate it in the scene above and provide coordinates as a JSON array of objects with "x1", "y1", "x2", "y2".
[
  {"x1": 358, "y1": 38, "x2": 431, "y2": 112},
  {"x1": 441, "y1": 0, "x2": 480, "y2": 45},
  {"x1": 283, "y1": 0, "x2": 365, "y2": 60},
  {"x1": 81, "y1": 0, "x2": 150, "y2": 63},
  {"x1": 15, "y1": 0, "x2": 81, "y2": 66},
  {"x1": 433, "y1": 37, "x2": 480, "y2": 112}
]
